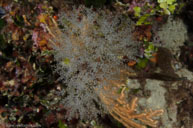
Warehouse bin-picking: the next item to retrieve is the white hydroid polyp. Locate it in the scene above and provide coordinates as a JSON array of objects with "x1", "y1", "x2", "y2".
[{"x1": 52, "y1": 6, "x2": 139, "y2": 120}]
